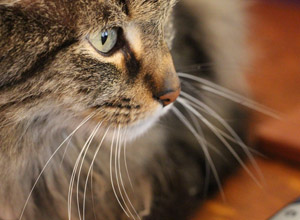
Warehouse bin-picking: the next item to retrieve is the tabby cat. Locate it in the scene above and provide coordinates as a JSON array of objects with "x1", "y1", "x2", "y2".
[{"x1": 0, "y1": 0, "x2": 248, "y2": 219}]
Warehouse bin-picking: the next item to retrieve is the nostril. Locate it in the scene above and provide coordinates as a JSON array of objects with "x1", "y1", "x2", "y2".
[{"x1": 156, "y1": 87, "x2": 181, "y2": 107}]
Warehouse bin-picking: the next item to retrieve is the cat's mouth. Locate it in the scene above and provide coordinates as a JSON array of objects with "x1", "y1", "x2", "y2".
[
  {"x1": 123, "y1": 103, "x2": 174, "y2": 140},
  {"x1": 117, "y1": 103, "x2": 176, "y2": 140},
  {"x1": 85, "y1": 102, "x2": 173, "y2": 141}
]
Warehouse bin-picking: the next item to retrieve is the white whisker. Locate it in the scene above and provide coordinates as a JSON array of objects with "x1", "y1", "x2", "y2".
[
  {"x1": 76, "y1": 121, "x2": 102, "y2": 220},
  {"x1": 171, "y1": 107, "x2": 225, "y2": 200},
  {"x1": 178, "y1": 98, "x2": 262, "y2": 187},
  {"x1": 123, "y1": 131, "x2": 134, "y2": 192},
  {"x1": 118, "y1": 128, "x2": 141, "y2": 220},
  {"x1": 60, "y1": 135, "x2": 75, "y2": 166},
  {"x1": 184, "y1": 104, "x2": 214, "y2": 199},
  {"x1": 82, "y1": 126, "x2": 110, "y2": 220},
  {"x1": 115, "y1": 126, "x2": 135, "y2": 219},
  {"x1": 18, "y1": 113, "x2": 95, "y2": 220},
  {"x1": 178, "y1": 72, "x2": 281, "y2": 119},
  {"x1": 90, "y1": 167, "x2": 97, "y2": 220},
  {"x1": 176, "y1": 103, "x2": 224, "y2": 157},
  {"x1": 76, "y1": 122, "x2": 102, "y2": 219},
  {"x1": 110, "y1": 128, "x2": 130, "y2": 218},
  {"x1": 68, "y1": 121, "x2": 101, "y2": 220},
  {"x1": 180, "y1": 91, "x2": 264, "y2": 182}
]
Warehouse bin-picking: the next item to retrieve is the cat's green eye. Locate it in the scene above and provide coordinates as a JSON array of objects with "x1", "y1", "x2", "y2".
[{"x1": 88, "y1": 28, "x2": 118, "y2": 54}]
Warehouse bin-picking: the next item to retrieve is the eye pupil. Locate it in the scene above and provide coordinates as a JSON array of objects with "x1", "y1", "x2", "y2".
[{"x1": 101, "y1": 31, "x2": 108, "y2": 45}]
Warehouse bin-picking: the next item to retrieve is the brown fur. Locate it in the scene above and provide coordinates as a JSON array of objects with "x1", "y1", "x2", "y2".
[{"x1": 0, "y1": 0, "x2": 247, "y2": 219}]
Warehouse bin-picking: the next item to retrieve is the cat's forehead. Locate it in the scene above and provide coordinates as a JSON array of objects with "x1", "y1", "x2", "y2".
[
  {"x1": 85, "y1": 0, "x2": 176, "y2": 24},
  {"x1": 18, "y1": 0, "x2": 177, "y2": 19},
  {"x1": 90, "y1": 0, "x2": 177, "y2": 22},
  {"x1": 16, "y1": 0, "x2": 176, "y2": 35},
  {"x1": 123, "y1": 0, "x2": 177, "y2": 15}
]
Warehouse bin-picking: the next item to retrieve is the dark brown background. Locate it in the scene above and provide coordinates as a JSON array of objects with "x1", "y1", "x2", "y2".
[{"x1": 192, "y1": 1, "x2": 300, "y2": 219}]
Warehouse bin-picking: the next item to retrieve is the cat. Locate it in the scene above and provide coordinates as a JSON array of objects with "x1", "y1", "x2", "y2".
[{"x1": 0, "y1": 0, "x2": 249, "y2": 219}]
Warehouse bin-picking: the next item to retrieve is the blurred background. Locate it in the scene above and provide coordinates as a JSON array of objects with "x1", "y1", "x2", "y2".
[{"x1": 192, "y1": 1, "x2": 300, "y2": 219}]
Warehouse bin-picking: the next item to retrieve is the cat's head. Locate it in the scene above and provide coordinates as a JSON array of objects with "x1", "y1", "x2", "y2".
[{"x1": 0, "y1": 0, "x2": 180, "y2": 136}]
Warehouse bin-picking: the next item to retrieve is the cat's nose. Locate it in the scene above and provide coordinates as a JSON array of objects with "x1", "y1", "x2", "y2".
[
  {"x1": 154, "y1": 68, "x2": 181, "y2": 107},
  {"x1": 157, "y1": 87, "x2": 181, "y2": 107},
  {"x1": 149, "y1": 49, "x2": 181, "y2": 107}
]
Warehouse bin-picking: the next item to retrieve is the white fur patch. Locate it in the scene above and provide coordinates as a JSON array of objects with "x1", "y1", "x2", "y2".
[{"x1": 124, "y1": 23, "x2": 143, "y2": 58}]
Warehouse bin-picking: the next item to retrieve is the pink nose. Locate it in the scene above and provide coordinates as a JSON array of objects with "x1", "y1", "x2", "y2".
[{"x1": 157, "y1": 87, "x2": 181, "y2": 107}]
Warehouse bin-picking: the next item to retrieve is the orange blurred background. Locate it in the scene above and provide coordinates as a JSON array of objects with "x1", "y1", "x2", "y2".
[{"x1": 192, "y1": 1, "x2": 300, "y2": 220}]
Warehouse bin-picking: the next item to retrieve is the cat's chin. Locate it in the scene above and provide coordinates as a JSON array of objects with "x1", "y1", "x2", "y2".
[
  {"x1": 102, "y1": 103, "x2": 173, "y2": 142},
  {"x1": 124, "y1": 103, "x2": 174, "y2": 141}
]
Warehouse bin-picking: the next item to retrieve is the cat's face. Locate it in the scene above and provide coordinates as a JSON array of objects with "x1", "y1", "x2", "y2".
[{"x1": 0, "y1": 0, "x2": 180, "y2": 135}]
